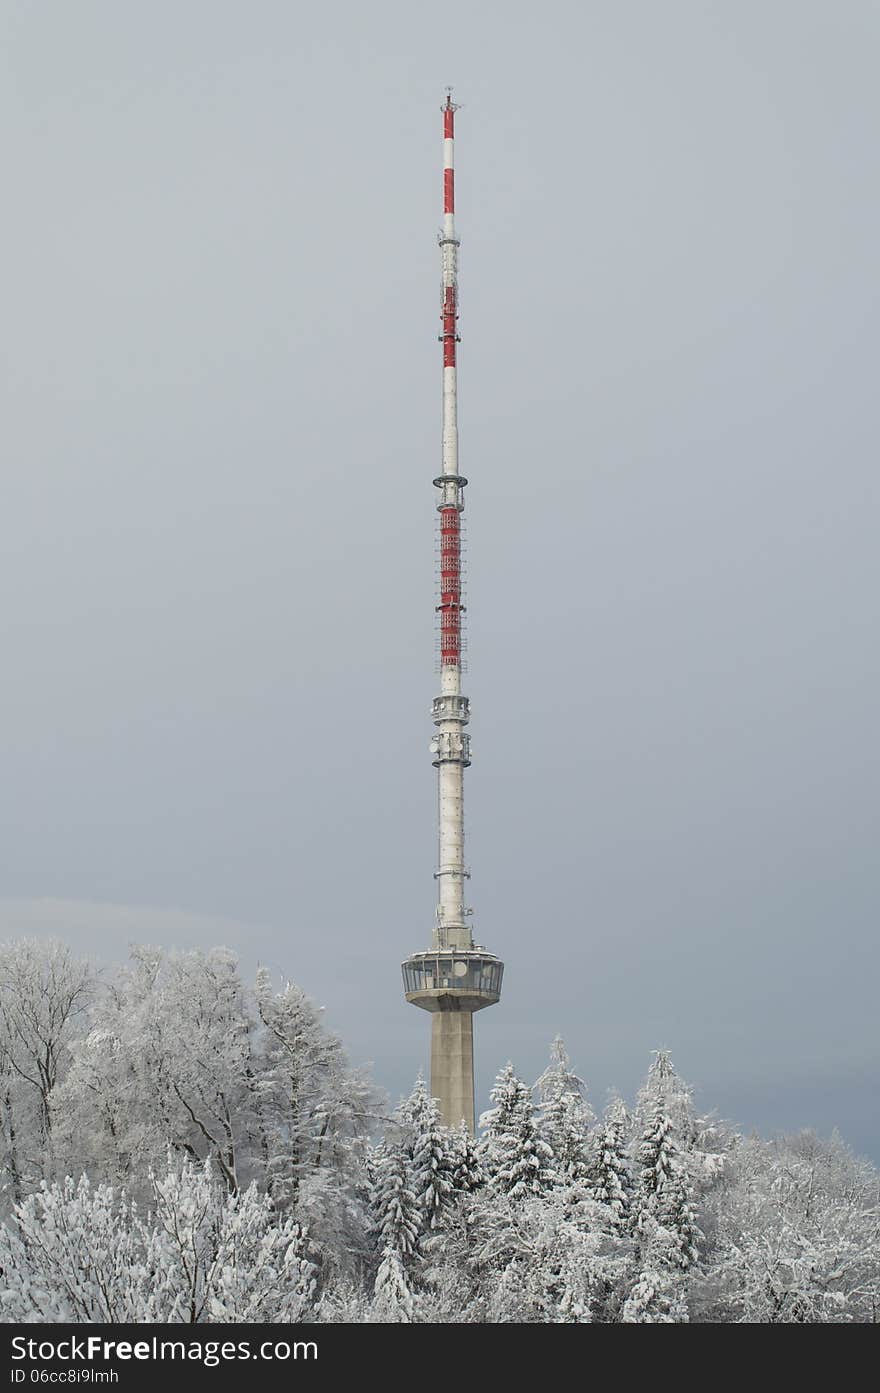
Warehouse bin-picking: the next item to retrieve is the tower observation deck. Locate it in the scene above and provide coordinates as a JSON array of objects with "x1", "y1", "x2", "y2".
[{"x1": 401, "y1": 94, "x2": 503, "y2": 1133}]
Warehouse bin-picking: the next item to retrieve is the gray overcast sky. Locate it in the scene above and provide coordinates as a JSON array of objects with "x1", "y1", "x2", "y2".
[{"x1": 2, "y1": 1, "x2": 878, "y2": 1158}]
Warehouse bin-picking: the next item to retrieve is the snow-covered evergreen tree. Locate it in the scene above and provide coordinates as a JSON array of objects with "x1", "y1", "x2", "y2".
[
  {"x1": 451, "y1": 1121, "x2": 484, "y2": 1193},
  {"x1": 404, "y1": 1080, "x2": 457, "y2": 1231},
  {"x1": 636, "y1": 1051, "x2": 695, "y2": 1136},
  {"x1": 373, "y1": 1247, "x2": 415, "y2": 1322},
  {"x1": 372, "y1": 1144, "x2": 420, "y2": 1259},
  {"x1": 634, "y1": 1101, "x2": 700, "y2": 1271},
  {"x1": 621, "y1": 1218, "x2": 690, "y2": 1323},
  {"x1": 462, "y1": 1185, "x2": 631, "y2": 1324},
  {"x1": 370, "y1": 1140, "x2": 421, "y2": 1321},
  {"x1": 589, "y1": 1096, "x2": 635, "y2": 1228},
  {"x1": 635, "y1": 1049, "x2": 728, "y2": 1191},
  {"x1": 482, "y1": 1065, "x2": 557, "y2": 1200},
  {"x1": 480, "y1": 1063, "x2": 530, "y2": 1143},
  {"x1": 536, "y1": 1037, "x2": 594, "y2": 1187}
]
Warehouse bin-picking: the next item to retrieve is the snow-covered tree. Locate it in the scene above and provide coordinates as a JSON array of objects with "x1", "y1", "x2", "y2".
[
  {"x1": 0, "y1": 1047, "x2": 29, "y2": 1210},
  {"x1": 536, "y1": 1037, "x2": 594, "y2": 1187},
  {"x1": 481, "y1": 1065, "x2": 556, "y2": 1200},
  {"x1": 461, "y1": 1185, "x2": 631, "y2": 1323},
  {"x1": 635, "y1": 1049, "x2": 728, "y2": 1191},
  {"x1": 0, "y1": 1174, "x2": 168, "y2": 1323},
  {"x1": 251, "y1": 965, "x2": 381, "y2": 1279},
  {"x1": 451, "y1": 1121, "x2": 484, "y2": 1194},
  {"x1": 636, "y1": 1051, "x2": 694, "y2": 1135},
  {"x1": 151, "y1": 1158, "x2": 318, "y2": 1322},
  {"x1": 697, "y1": 1131, "x2": 880, "y2": 1323},
  {"x1": 0, "y1": 1159, "x2": 318, "y2": 1323},
  {"x1": 480, "y1": 1063, "x2": 530, "y2": 1143},
  {"x1": 373, "y1": 1247, "x2": 416, "y2": 1322},
  {"x1": 494, "y1": 1115, "x2": 557, "y2": 1201},
  {"x1": 402, "y1": 1081, "x2": 458, "y2": 1231},
  {"x1": 51, "y1": 946, "x2": 255, "y2": 1194},
  {"x1": 370, "y1": 1141, "x2": 421, "y2": 1321},
  {"x1": 621, "y1": 1218, "x2": 690, "y2": 1323},
  {"x1": 51, "y1": 946, "x2": 380, "y2": 1239},
  {"x1": 589, "y1": 1096, "x2": 635, "y2": 1228},
  {"x1": 479, "y1": 1063, "x2": 530, "y2": 1183},
  {"x1": 0, "y1": 938, "x2": 93, "y2": 1201},
  {"x1": 634, "y1": 1102, "x2": 700, "y2": 1271}
]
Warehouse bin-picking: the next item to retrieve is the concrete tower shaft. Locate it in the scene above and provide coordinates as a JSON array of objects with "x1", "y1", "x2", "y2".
[{"x1": 402, "y1": 94, "x2": 503, "y2": 1135}]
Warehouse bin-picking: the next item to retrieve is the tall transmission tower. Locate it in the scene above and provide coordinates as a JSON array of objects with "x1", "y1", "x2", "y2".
[{"x1": 402, "y1": 94, "x2": 503, "y2": 1133}]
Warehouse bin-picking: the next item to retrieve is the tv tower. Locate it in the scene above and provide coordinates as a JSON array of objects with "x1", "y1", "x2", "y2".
[{"x1": 402, "y1": 94, "x2": 503, "y2": 1133}]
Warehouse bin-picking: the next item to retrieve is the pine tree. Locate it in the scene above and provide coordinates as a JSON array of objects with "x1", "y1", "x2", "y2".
[
  {"x1": 621, "y1": 1219, "x2": 689, "y2": 1323},
  {"x1": 482, "y1": 1065, "x2": 557, "y2": 1200},
  {"x1": 654, "y1": 1160, "x2": 700, "y2": 1272},
  {"x1": 636, "y1": 1050, "x2": 697, "y2": 1147},
  {"x1": 370, "y1": 1142, "x2": 420, "y2": 1320},
  {"x1": 634, "y1": 1101, "x2": 700, "y2": 1271},
  {"x1": 404, "y1": 1080, "x2": 457, "y2": 1231},
  {"x1": 536, "y1": 1036, "x2": 588, "y2": 1104},
  {"x1": 373, "y1": 1247, "x2": 415, "y2": 1322},
  {"x1": 372, "y1": 1146, "x2": 420, "y2": 1261},
  {"x1": 536, "y1": 1037, "x2": 594, "y2": 1187},
  {"x1": 589, "y1": 1096, "x2": 634, "y2": 1228},
  {"x1": 480, "y1": 1063, "x2": 530, "y2": 1142},
  {"x1": 451, "y1": 1121, "x2": 484, "y2": 1193}
]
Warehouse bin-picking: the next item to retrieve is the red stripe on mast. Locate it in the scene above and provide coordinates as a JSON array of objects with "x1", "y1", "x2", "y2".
[
  {"x1": 439, "y1": 506, "x2": 462, "y2": 664},
  {"x1": 443, "y1": 168, "x2": 455, "y2": 213},
  {"x1": 442, "y1": 287, "x2": 457, "y2": 367}
]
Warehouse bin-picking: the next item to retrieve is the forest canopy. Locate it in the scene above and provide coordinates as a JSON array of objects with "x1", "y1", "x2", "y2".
[{"x1": 0, "y1": 938, "x2": 877, "y2": 1324}]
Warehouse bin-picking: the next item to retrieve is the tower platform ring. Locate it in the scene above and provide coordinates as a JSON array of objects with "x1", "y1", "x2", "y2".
[{"x1": 402, "y1": 949, "x2": 503, "y2": 1013}]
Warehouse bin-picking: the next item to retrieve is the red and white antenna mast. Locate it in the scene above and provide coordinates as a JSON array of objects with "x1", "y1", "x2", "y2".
[{"x1": 402, "y1": 94, "x2": 503, "y2": 1134}]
